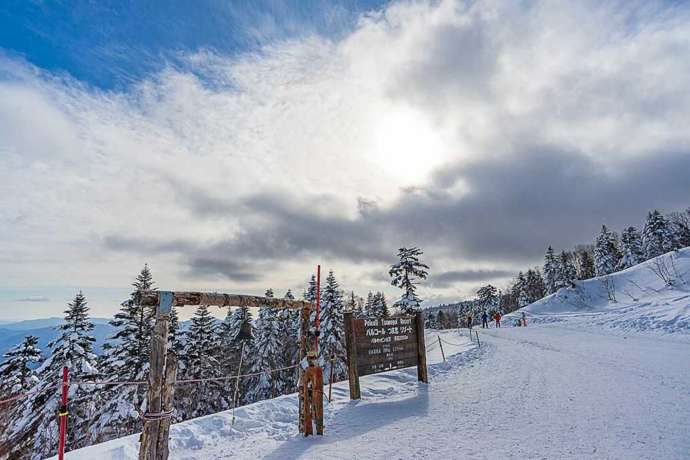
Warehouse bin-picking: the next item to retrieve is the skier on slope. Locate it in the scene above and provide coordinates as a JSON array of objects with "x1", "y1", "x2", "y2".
[
  {"x1": 481, "y1": 311, "x2": 489, "y2": 328},
  {"x1": 522, "y1": 312, "x2": 527, "y2": 327},
  {"x1": 494, "y1": 312, "x2": 502, "y2": 328},
  {"x1": 466, "y1": 314, "x2": 473, "y2": 330}
]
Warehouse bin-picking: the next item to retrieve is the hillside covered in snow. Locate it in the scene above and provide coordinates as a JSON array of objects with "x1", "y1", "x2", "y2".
[{"x1": 510, "y1": 248, "x2": 690, "y2": 338}]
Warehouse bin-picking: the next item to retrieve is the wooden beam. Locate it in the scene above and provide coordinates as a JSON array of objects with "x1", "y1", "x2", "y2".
[{"x1": 138, "y1": 291, "x2": 311, "y2": 310}]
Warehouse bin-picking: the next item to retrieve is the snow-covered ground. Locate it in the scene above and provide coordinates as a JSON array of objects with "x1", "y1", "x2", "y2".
[
  {"x1": 56, "y1": 329, "x2": 477, "y2": 460},
  {"x1": 507, "y1": 248, "x2": 690, "y2": 340},
  {"x1": 60, "y1": 250, "x2": 690, "y2": 459}
]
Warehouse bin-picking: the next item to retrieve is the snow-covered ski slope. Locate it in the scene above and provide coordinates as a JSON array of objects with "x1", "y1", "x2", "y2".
[{"x1": 509, "y1": 247, "x2": 690, "y2": 338}]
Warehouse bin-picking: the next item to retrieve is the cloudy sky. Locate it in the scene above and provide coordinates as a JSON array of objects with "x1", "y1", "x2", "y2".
[{"x1": 1, "y1": 0, "x2": 689, "y2": 320}]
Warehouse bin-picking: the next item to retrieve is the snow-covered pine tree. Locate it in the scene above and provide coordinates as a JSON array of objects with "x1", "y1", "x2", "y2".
[
  {"x1": 284, "y1": 289, "x2": 302, "y2": 392},
  {"x1": 371, "y1": 291, "x2": 390, "y2": 317},
  {"x1": 180, "y1": 304, "x2": 222, "y2": 418},
  {"x1": 7, "y1": 291, "x2": 99, "y2": 459},
  {"x1": 319, "y1": 271, "x2": 347, "y2": 384},
  {"x1": 594, "y1": 225, "x2": 621, "y2": 276},
  {"x1": 543, "y1": 246, "x2": 558, "y2": 294},
  {"x1": 364, "y1": 291, "x2": 375, "y2": 316},
  {"x1": 273, "y1": 289, "x2": 300, "y2": 396},
  {"x1": 477, "y1": 284, "x2": 499, "y2": 311},
  {"x1": 389, "y1": 247, "x2": 429, "y2": 314},
  {"x1": 246, "y1": 290, "x2": 281, "y2": 404},
  {"x1": 0, "y1": 335, "x2": 42, "y2": 396},
  {"x1": 668, "y1": 208, "x2": 690, "y2": 248},
  {"x1": 576, "y1": 248, "x2": 596, "y2": 280},
  {"x1": 619, "y1": 226, "x2": 645, "y2": 269},
  {"x1": 93, "y1": 264, "x2": 156, "y2": 441},
  {"x1": 511, "y1": 273, "x2": 530, "y2": 308},
  {"x1": 643, "y1": 210, "x2": 674, "y2": 259},
  {"x1": 555, "y1": 251, "x2": 577, "y2": 290},
  {"x1": 524, "y1": 269, "x2": 546, "y2": 303},
  {"x1": 216, "y1": 303, "x2": 253, "y2": 408}
]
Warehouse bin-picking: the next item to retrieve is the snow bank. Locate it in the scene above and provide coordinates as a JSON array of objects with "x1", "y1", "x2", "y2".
[
  {"x1": 53, "y1": 329, "x2": 477, "y2": 459},
  {"x1": 511, "y1": 248, "x2": 690, "y2": 337}
]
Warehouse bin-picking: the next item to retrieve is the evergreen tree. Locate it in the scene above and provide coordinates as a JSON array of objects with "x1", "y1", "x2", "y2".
[
  {"x1": 643, "y1": 210, "x2": 674, "y2": 259},
  {"x1": 555, "y1": 251, "x2": 577, "y2": 289},
  {"x1": 543, "y1": 246, "x2": 558, "y2": 294},
  {"x1": 477, "y1": 284, "x2": 499, "y2": 311},
  {"x1": 7, "y1": 292, "x2": 99, "y2": 459},
  {"x1": 619, "y1": 226, "x2": 645, "y2": 269},
  {"x1": 365, "y1": 291, "x2": 375, "y2": 316},
  {"x1": 576, "y1": 248, "x2": 596, "y2": 280},
  {"x1": 246, "y1": 290, "x2": 281, "y2": 403},
  {"x1": 371, "y1": 291, "x2": 390, "y2": 317},
  {"x1": 594, "y1": 225, "x2": 621, "y2": 276},
  {"x1": 0, "y1": 335, "x2": 42, "y2": 396},
  {"x1": 319, "y1": 271, "x2": 347, "y2": 384},
  {"x1": 511, "y1": 273, "x2": 530, "y2": 307},
  {"x1": 94, "y1": 264, "x2": 156, "y2": 441},
  {"x1": 389, "y1": 247, "x2": 429, "y2": 314},
  {"x1": 273, "y1": 289, "x2": 300, "y2": 395},
  {"x1": 524, "y1": 269, "x2": 547, "y2": 303},
  {"x1": 217, "y1": 303, "x2": 253, "y2": 408},
  {"x1": 668, "y1": 209, "x2": 690, "y2": 248},
  {"x1": 180, "y1": 304, "x2": 221, "y2": 418}
]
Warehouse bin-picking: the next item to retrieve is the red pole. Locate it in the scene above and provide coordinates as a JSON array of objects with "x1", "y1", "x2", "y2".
[
  {"x1": 58, "y1": 366, "x2": 69, "y2": 460},
  {"x1": 315, "y1": 265, "x2": 321, "y2": 353}
]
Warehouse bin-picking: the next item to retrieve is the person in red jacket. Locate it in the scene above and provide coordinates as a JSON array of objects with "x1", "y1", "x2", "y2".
[{"x1": 494, "y1": 312, "x2": 502, "y2": 328}]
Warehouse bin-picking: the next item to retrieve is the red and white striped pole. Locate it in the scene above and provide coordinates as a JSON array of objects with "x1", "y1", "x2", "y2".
[{"x1": 58, "y1": 366, "x2": 69, "y2": 460}]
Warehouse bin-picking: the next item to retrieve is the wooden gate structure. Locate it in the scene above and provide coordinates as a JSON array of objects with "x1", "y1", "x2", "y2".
[
  {"x1": 343, "y1": 310, "x2": 428, "y2": 400},
  {"x1": 137, "y1": 289, "x2": 322, "y2": 460}
]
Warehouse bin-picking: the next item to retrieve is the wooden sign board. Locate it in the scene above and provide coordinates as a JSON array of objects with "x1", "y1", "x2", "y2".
[
  {"x1": 344, "y1": 311, "x2": 428, "y2": 400},
  {"x1": 354, "y1": 316, "x2": 418, "y2": 376}
]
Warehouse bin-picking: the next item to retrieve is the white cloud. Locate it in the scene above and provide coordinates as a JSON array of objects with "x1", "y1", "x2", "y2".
[{"x1": 1, "y1": 0, "x2": 690, "y2": 317}]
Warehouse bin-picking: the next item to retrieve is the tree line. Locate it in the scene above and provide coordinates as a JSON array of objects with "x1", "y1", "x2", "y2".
[{"x1": 427, "y1": 206, "x2": 690, "y2": 328}]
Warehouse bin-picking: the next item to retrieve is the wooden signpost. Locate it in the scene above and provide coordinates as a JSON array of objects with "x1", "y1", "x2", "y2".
[{"x1": 344, "y1": 310, "x2": 428, "y2": 400}]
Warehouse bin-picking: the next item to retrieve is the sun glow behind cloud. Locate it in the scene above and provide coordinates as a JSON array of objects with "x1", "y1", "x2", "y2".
[{"x1": 2, "y1": 0, "x2": 690, "y2": 318}]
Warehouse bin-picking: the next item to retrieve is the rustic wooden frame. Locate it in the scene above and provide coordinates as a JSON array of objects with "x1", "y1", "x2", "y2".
[{"x1": 138, "y1": 290, "x2": 313, "y2": 460}]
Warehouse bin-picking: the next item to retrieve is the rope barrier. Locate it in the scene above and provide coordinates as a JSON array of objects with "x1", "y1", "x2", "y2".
[{"x1": 0, "y1": 363, "x2": 303, "y2": 403}]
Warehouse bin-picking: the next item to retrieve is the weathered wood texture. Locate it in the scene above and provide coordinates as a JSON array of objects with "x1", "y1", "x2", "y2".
[
  {"x1": 156, "y1": 352, "x2": 177, "y2": 460},
  {"x1": 139, "y1": 315, "x2": 169, "y2": 460},
  {"x1": 353, "y1": 315, "x2": 418, "y2": 377},
  {"x1": 138, "y1": 291, "x2": 311, "y2": 310},
  {"x1": 415, "y1": 311, "x2": 429, "y2": 383},
  {"x1": 343, "y1": 312, "x2": 361, "y2": 400}
]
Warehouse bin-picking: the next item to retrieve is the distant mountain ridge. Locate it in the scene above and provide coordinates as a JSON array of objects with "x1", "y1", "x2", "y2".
[{"x1": 0, "y1": 318, "x2": 114, "y2": 358}]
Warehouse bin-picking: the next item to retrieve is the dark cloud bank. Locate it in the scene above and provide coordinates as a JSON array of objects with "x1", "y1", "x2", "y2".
[{"x1": 105, "y1": 147, "x2": 690, "y2": 284}]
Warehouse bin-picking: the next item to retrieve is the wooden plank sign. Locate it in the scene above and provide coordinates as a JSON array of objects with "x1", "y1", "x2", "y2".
[
  {"x1": 344, "y1": 311, "x2": 428, "y2": 400},
  {"x1": 354, "y1": 316, "x2": 418, "y2": 376}
]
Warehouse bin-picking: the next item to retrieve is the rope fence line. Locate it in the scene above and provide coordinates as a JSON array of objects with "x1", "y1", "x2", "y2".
[{"x1": 0, "y1": 363, "x2": 303, "y2": 405}]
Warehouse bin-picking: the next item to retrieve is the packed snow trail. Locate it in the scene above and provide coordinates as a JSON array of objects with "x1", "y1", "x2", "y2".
[
  {"x1": 249, "y1": 327, "x2": 689, "y2": 460},
  {"x1": 63, "y1": 326, "x2": 690, "y2": 459}
]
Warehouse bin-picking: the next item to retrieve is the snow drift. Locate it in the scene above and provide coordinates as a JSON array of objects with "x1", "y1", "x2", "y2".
[{"x1": 514, "y1": 247, "x2": 690, "y2": 337}]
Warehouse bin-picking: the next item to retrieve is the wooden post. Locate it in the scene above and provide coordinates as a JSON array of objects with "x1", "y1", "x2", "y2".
[
  {"x1": 343, "y1": 311, "x2": 361, "y2": 400},
  {"x1": 140, "y1": 292, "x2": 173, "y2": 460},
  {"x1": 414, "y1": 311, "x2": 428, "y2": 383},
  {"x1": 437, "y1": 336, "x2": 446, "y2": 362},
  {"x1": 156, "y1": 351, "x2": 177, "y2": 460},
  {"x1": 475, "y1": 330, "x2": 481, "y2": 348},
  {"x1": 298, "y1": 305, "x2": 310, "y2": 433}
]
